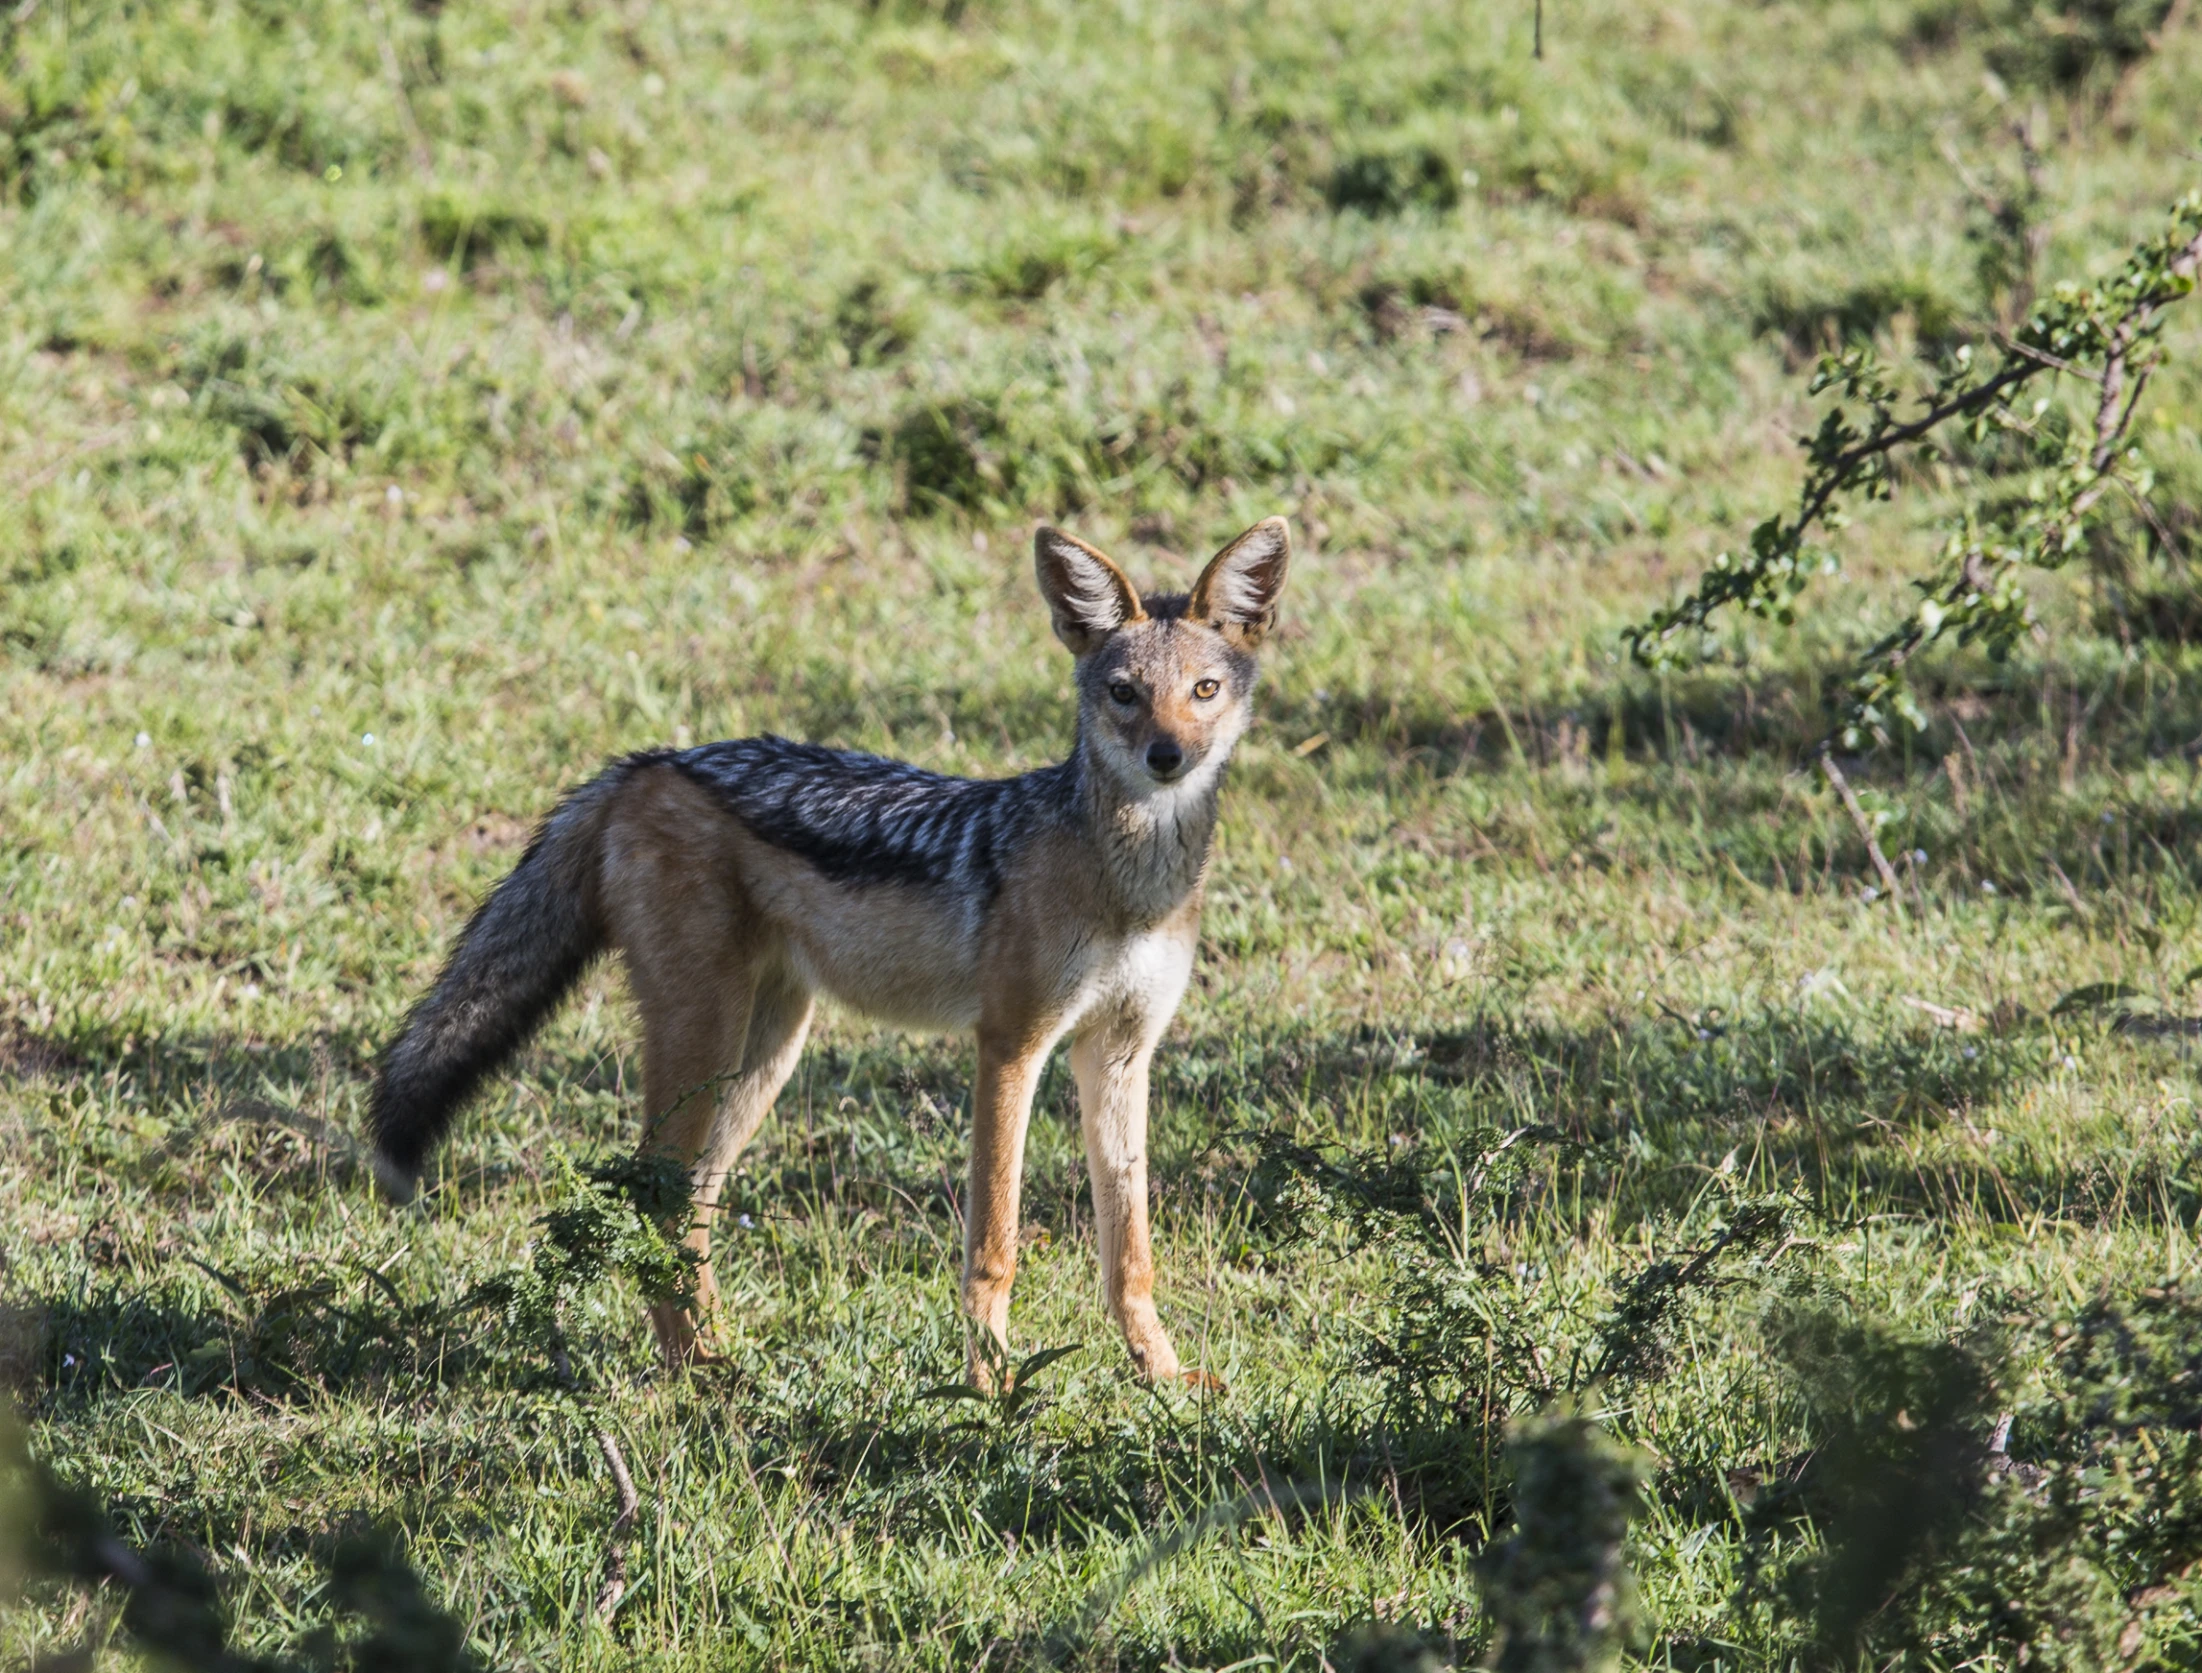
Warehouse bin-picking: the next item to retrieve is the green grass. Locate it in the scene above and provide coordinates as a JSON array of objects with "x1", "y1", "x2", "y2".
[{"x1": 4, "y1": 0, "x2": 2202, "y2": 1665}]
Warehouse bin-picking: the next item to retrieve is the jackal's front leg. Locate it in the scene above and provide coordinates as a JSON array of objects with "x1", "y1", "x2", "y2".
[
  {"x1": 1070, "y1": 1024, "x2": 1213, "y2": 1389},
  {"x1": 962, "y1": 1033, "x2": 1045, "y2": 1389}
]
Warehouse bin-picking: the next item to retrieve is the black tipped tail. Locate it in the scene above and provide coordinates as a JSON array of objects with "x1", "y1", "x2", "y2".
[{"x1": 369, "y1": 760, "x2": 652, "y2": 1189}]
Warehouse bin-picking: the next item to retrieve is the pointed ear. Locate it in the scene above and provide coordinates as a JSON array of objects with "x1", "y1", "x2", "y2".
[
  {"x1": 1034, "y1": 526, "x2": 1146, "y2": 656},
  {"x1": 1188, "y1": 516, "x2": 1291, "y2": 648}
]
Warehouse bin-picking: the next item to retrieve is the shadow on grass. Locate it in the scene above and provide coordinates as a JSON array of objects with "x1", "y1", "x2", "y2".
[
  {"x1": 14, "y1": 992, "x2": 2193, "y2": 1424},
  {"x1": 1159, "y1": 1008, "x2": 2202, "y2": 1236},
  {"x1": 28, "y1": 1262, "x2": 495, "y2": 1411},
  {"x1": 687, "y1": 1003, "x2": 2183, "y2": 1249},
  {"x1": 7, "y1": 995, "x2": 2165, "y2": 1239},
  {"x1": 1263, "y1": 653, "x2": 2202, "y2": 779},
  {"x1": 1229, "y1": 652, "x2": 2202, "y2": 906},
  {"x1": 0, "y1": 1014, "x2": 648, "y2": 1203},
  {"x1": 678, "y1": 1348, "x2": 1511, "y2": 1570}
]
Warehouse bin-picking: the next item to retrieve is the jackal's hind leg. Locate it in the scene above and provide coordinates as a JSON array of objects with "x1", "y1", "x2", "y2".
[
  {"x1": 632, "y1": 964, "x2": 813, "y2": 1368},
  {"x1": 679, "y1": 970, "x2": 812, "y2": 1352},
  {"x1": 630, "y1": 952, "x2": 753, "y2": 1367},
  {"x1": 697, "y1": 969, "x2": 814, "y2": 1205}
]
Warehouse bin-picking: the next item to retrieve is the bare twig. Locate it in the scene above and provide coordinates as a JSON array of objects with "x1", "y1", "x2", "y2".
[
  {"x1": 2117, "y1": 474, "x2": 2191, "y2": 564},
  {"x1": 2008, "y1": 110, "x2": 2049, "y2": 322},
  {"x1": 1818, "y1": 746, "x2": 1903, "y2": 903},
  {"x1": 22, "y1": 426, "x2": 135, "y2": 488},
  {"x1": 1937, "y1": 129, "x2": 1994, "y2": 207},
  {"x1": 1994, "y1": 332, "x2": 2102, "y2": 383},
  {"x1": 1902, "y1": 995, "x2": 1985, "y2": 1032},
  {"x1": 2092, "y1": 315, "x2": 2149, "y2": 474},
  {"x1": 589, "y1": 1423, "x2": 641, "y2": 1622},
  {"x1": 2092, "y1": 227, "x2": 2202, "y2": 473},
  {"x1": 2046, "y1": 859, "x2": 2089, "y2": 920},
  {"x1": 1940, "y1": 115, "x2": 2048, "y2": 324},
  {"x1": 550, "y1": 1345, "x2": 644, "y2": 1625}
]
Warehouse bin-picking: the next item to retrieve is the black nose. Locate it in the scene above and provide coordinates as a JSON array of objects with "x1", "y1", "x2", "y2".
[{"x1": 1146, "y1": 738, "x2": 1184, "y2": 777}]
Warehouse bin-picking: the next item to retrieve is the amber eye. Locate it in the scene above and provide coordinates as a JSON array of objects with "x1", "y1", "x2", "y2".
[
  {"x1": 1108, "y1": 680, "x2": 1138, "y2": 706},
  {"x1": 1192, "y1": 678, "x2": 1220, "y2": 700}
]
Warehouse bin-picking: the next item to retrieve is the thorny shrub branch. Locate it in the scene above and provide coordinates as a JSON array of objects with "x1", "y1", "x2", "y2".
[
  {"x1": 465, "y1": 1152, "x2": 698, "y2": 1627},
  {"x1": 1626, "y1": 193, "x2": 2202, "y2": 751}
]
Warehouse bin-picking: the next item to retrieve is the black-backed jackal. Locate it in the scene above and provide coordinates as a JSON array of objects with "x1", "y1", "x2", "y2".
[{"x1": 370, "y1": 517, "x2": 1291, "y2": 1387}]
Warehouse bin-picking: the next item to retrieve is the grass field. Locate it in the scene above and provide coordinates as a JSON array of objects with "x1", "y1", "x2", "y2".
[{"x1": 5, "y1": 0, "x2": 2202, "y2": 1666}]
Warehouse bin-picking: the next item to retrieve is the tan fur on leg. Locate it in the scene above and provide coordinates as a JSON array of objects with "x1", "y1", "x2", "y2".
[
  {"x1": 662, "y1": 969, "x2": 813, "y2": 1361},
  {"x1": 1072, "y1": 1022, "x2": 1209, "y2": 1387},
  {"x1": 962, "y1": 1032, "x2": 1047, "y2": 1389},
  {"x1": 697, "y1": 971, "x2": 813, "y2": 1201},
  {"x1": 603, "y1": 770, "x2": 771, "y2": 1367}
]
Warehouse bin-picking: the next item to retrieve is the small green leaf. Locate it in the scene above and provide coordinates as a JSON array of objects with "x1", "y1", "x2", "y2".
[
  {"x1": 181, "y1": 1255, "x2": 254, "y2": 1300},
  {"x1": 1011, "y1": 1343, "x2": 1083, "y2": 1388}
]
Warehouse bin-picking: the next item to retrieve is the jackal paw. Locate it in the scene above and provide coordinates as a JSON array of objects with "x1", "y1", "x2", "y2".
[
  {"x1": 963, "y1": 1346, "x2": 1009, "y2": 1396},
  {"x1": 649, "y1": 1302, "x2": 725, "y2": 1373},
  {"x1": 1127, "y1": 1337, "x2": 1220, "y2": 1392}
]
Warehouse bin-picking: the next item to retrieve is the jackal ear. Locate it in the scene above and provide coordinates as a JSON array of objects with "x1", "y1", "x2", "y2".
[
  {"x1": 1189, "y1": 516, "x2": 1291, "y2": 649},
  {"x1": 1034, "y1": 527, "x2": 1146, "y2": 656}
]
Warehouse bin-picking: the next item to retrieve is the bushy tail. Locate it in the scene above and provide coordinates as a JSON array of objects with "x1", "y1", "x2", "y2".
[{"x1": 369, "y1": 759, "x2": 651, "y2": 1194}]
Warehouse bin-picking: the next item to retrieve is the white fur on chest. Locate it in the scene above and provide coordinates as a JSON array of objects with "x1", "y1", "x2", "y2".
[{"x1": 1069, "y1": 925, "x2": 1195, "y2": 1033}]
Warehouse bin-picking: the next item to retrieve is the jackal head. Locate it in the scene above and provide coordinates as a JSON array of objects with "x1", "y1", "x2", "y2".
[{"x1": 1034, "y1": 517, "x2": 1291, "y2": 796}]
